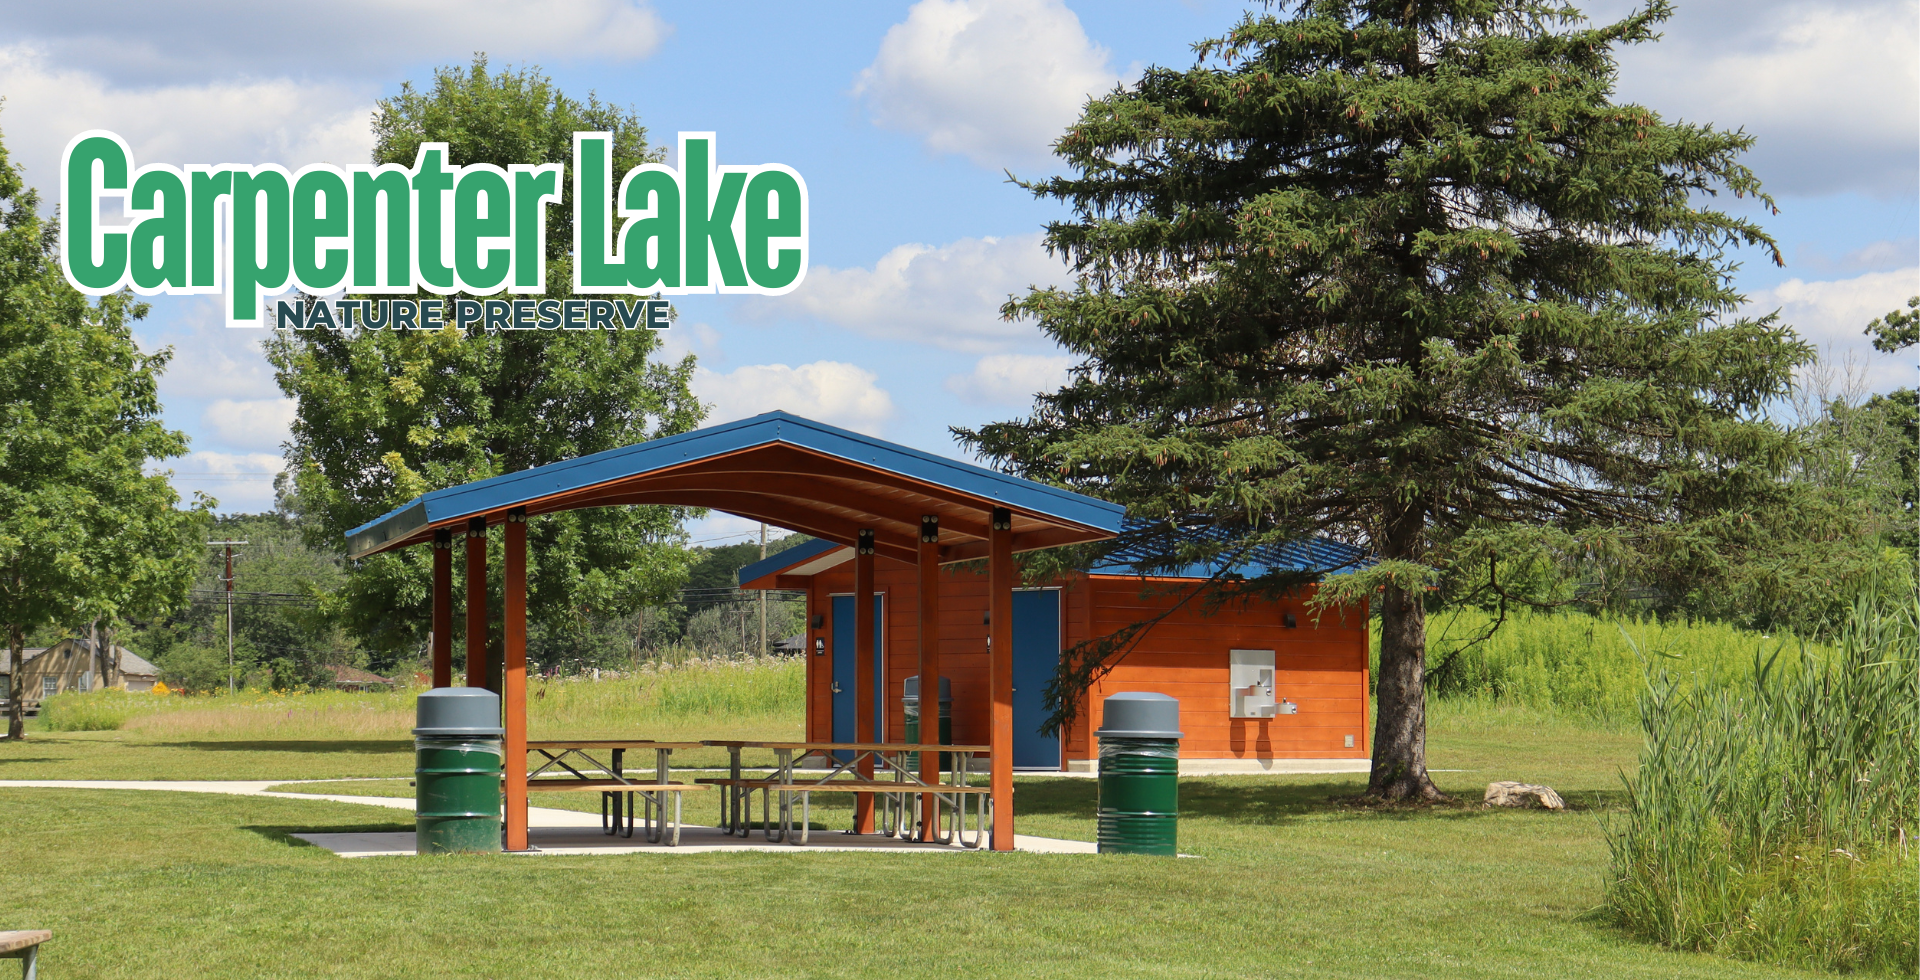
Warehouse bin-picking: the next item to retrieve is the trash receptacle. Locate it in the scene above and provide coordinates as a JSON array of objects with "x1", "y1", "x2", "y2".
[
  {"x1": 903, "y1": 675, "x2": 953, "y2": 771},
  {"x1": 414, "y1": 687, "x2": 503, "y2": 854},
  {"x1": 1095, "y1": 692, "x2": 1182, "y2": 856}
]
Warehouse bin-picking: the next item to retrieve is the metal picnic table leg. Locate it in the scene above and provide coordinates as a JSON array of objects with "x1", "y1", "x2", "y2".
[{"x1": 724, "y1": 745, "x2": 743, "y2": 836}]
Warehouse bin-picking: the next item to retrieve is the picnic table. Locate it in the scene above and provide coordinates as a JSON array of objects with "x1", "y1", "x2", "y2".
[
  {"x1": 524, "y1": 740, "x2": 707, "y2": 845},
  {"x1": 0, "y1": 930, "x2": 48, "y2": 980},
  {"x1": 699, "y1": 741, "x2": 993, "y2": 847}
]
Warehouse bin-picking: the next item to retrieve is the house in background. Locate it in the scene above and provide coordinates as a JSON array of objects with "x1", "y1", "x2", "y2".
[{"x1": 0, "y1": 638, "x2": 161, "y2": 713}]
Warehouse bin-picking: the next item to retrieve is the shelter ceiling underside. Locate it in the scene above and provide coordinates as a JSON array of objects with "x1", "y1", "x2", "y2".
[{"x1": 382, "y1": 445, "x2": 1108, "y2": 563}]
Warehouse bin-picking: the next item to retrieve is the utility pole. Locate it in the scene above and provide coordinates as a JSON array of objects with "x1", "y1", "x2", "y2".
[
  {"x1": 758, "y1": 523, "x2": 768, "y2": 655},
  {"x1": 208, "y1": 540, "x2": 247, "y2": 694}
]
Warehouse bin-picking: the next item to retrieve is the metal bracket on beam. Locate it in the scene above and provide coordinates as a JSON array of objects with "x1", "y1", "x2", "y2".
[
  {"x1": 467, "y1": 516, "x2": 487, "y2": 539},
  {"x1": 921, "y1": 515, "x2": 939, "y2": 542},
  {"x1": 857, "y1": 529, "x2": 875, "y2": 555},
  {"x1": 434, "y1": 529, "x2": 453, "y2": 549},
  {"x1": 507, "y1": 507, "x2": 527, "y2": 523},
  {"x1": 991, "y1": 507, "x2": 1012, "y2": 531}
]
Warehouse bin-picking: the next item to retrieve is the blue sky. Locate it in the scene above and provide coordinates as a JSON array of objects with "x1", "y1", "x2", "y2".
[{"x1": 2, "y1": 0, "x2": 1914, "y2": 545}]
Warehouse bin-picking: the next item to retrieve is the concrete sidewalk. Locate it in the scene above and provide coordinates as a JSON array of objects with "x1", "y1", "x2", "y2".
[{"x1": 0, "y1": 780, "x2": 1096, "y2": 855}]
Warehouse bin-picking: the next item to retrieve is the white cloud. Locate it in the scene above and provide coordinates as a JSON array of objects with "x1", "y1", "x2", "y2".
[
  {"x1": 201, "y1": 398, "x2": 296, "y2": 452},
  {"x1": 695, "y1": 361, "x2": 895, "y2": 436},
  {"x1": 855, "y1": 0, "x2": 1121, "y2": 169},
  {"x1": 159, "y1": 450, "x2": 286, "y2": 514},
  {"x1": 752, "y1": 233, "x2": 1067, "y2": 353},
  {"x1": 0, "y1": 44, "x2": 375, "y2": 194},
  {"x1": 7, "y1": 1, "x2": 669, "y2": 87},
  {"x1": 1599, "y1": 0, "x2": 1918, "y2": 196},
  {"x1": 945, "y1": 352, "x2": 1074, "y2": 406},
  {"x1": 1741, "y1": 266, "x2": 1920, "y2": 392},
  {"x1": 136, "y1": 297, "x2": 285, "y2": 403}
]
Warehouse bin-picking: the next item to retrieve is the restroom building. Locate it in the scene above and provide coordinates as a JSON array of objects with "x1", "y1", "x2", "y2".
[{"x1": 738, "y1": 536, "x2": 1372, "y2": 772}]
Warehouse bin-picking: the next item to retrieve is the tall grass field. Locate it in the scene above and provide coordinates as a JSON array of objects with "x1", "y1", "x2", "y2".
[
  {"x1": 1603, "y1": 597, "x2": 1918, "y2": 974},
  {"x1": 1378, "y1": 606, "x2": 1830, "y2": 723},
  {"x1": 35, "y1": 652, "x2": 805, "y2": 741}
]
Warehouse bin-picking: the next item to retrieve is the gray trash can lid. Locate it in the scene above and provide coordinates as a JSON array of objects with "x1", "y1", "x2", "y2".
[
  {"x1": 414, "y1": 686, "x2": 504, "y2": 735},
  {"x1": 1095, "y1": 691, "x2": 1182, "y2": 738},
  {"x1": 902, "y1": 675, "x2": 952, "y2": 701}
]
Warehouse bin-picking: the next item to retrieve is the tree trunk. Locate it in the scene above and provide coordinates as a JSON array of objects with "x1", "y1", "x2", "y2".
[
  {"x1": 1366, "y1": 508, "x2": 1446, "y2": 801},
  {"x1": 7, "y1": 623, "x2": 25, "y2": 740},
  {"x1": 103, "y1": 623, "x2": 119, "y2": 689}
]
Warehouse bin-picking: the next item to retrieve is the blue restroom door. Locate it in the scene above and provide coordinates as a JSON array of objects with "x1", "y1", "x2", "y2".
[
  {"x1": 1011, "y1": 589, "x2": 1062, "y2": 769},
  {"x1": 830, "y1": 594, "x2": 885, "y2": 751}
]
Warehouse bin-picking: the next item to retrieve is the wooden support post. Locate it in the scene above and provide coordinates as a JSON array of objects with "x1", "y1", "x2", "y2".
[
  {"x1": 464, "y1": 517, "x2": 488, "y2": 689},
  {"x1": 503, "y1": 508, "x2": 529, "y2": 852},
  {"x1": 988, "y1": 506, "x2": 1015, "y2": 850},
  {"x1": 431, "y1": 530, "x2": 453, "y2": 688},
  {"x1": 853, "y1": 529, "x2": 877, "y2": 834},
  {"x1": 917, "y1": 515, "x2": 941, "y2": 841}
]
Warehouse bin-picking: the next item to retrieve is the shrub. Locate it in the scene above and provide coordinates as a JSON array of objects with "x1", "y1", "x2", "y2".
[
  {"x1": 38, "y1": 690, "x2": 155, "y2": 731},
  {"x1": 1602, "y1": 596, "x2": 1918, "y2": 974}
]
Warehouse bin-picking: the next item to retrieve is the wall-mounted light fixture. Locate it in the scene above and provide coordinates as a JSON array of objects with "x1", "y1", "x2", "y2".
[
  {"x1": 811, "y1": 614, "x2": 825, "y2": 629},
  {"x1": 1283, "y1": 612, "x2": 1297, "y2": 628}
]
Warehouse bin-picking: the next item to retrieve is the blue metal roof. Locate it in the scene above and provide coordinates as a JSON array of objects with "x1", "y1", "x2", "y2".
[
  {"x1": 345, "y1": 410, "x2": 1127, "y2": 559},
  {"x1": 736, "y1": 521, "x2": 1369, "y2": 585},
  {"x1": 734, "y1": 536, "x2": 840, "y2": 585},
  {"x1": 1089, "y1": 524, "x2": 1370, "y2": 579}
]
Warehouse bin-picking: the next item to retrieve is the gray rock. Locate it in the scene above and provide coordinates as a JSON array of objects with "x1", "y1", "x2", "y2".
[{"x1": 1483, "y1": 781, "x2": 1566, "y2": 810}]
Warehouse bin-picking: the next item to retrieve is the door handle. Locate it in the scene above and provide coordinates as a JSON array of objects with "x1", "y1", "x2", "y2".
[{"x1": 830, "y1": 682, "x2": 842, "y2": 694}]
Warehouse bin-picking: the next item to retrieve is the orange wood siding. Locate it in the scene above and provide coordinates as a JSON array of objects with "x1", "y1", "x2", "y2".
[{"x1": 799, "y1": 562, "x2": 1369, "y2": 761}]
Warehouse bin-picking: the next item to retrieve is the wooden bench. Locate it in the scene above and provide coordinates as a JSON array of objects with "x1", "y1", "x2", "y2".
[
  {"x1": 0, "y1": 931, "x2": 49, "y2": 980},
  {"x1": 697, "y1": 778, "x2": 991, "y2": 846},
  {"x1": 526, "y1": 781, "x2": 706, "y2": 845}
]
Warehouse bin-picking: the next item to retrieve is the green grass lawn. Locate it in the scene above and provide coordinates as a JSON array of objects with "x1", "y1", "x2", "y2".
[{"x1": 0, "y1": 703, "x2": 1830, "y2": 979}]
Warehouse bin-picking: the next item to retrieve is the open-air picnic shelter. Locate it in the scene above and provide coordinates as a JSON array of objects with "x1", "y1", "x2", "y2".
[{"x1": 345, "y1": 410, "x2": 1126, "y2": 851}]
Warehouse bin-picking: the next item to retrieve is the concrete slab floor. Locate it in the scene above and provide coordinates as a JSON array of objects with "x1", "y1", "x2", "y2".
[{"x1": 0, "y1": 780, "x2": 1097, "y2": 855}]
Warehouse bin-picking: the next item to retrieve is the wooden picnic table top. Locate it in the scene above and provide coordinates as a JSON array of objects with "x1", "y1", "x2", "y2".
[
  {"x1": 525, "y1": 780, "x2": 708, "y2": 792},
  {"x1": 526, "y1": 740, "x2": 705, "y2": 750},
  {"x1": 705, "y1": 778, "x2": 991, "y2": 792},
  {"x1": 0, "y1": 930, "x2": 49, "y2": 954},
  {"x1": 702, "y1": 740, "x2": 991, "y2": 753}
]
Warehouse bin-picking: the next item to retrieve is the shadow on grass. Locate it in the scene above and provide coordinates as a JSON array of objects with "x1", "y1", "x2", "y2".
[
  {"x1": 243, "y1": 823, "x2": 413, "y2": 848},
  {"x1": 1015, "y1": 776, "x2": 1624, "y2": 827},
  {"x1": 0, "y1": 758, "x2": 66, "y2": 767},
  {"x1": 151, "y1": 739, "x2": 411, "y2": 755}
]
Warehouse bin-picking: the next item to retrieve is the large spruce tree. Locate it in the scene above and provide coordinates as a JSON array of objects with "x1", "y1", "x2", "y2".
[{"x1": 961, "y1": 1, "x2": 1810, "y2": 799}]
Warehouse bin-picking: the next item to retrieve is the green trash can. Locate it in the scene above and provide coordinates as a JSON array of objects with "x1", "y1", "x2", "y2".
[
  {"x1": 414, "y1": 687, "x2": 503, "y2": 854},
  {"x1": 902, "y1": 675, "x2": 952, "y2": 771},
  {"x1": 1096, "y1": 692, "x2": 1182, "y2": 856}
]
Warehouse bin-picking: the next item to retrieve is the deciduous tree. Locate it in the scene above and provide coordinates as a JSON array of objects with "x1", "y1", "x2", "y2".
[
  {"x1": 0, "y1": 125, "x2": 204, "y2": 737},
  {"x1": 265, "y1": 59, "x2": 704, "y2": 672}
]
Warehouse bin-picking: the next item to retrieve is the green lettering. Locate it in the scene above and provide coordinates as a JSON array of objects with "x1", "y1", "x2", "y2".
[
  {"x1": 66, "y1": 136, "x2": 129, "y2": 290},
  {"x1": 130, "y1": 170, "x2": 186, "y2": 289},
  {"x1": 513, "y1": 168, "x2": 560, "y2": 290},
  {"x1": 682, "y1": 138, "x2": 746, "y2": 288},
  {"x1": 231, "y1": 170, "x2": 291, "y2": 322},
  {"x1": 454, "y1": 168, "x2": 511, "y2": 290},
  {"x1": 412, "y1": 146, "x2": 454, "y2": 289},
  {"x1": 292, "y1": 170, "x2": 348, "y2": 289},
  {"x1": 575, "y1": 136, "x2": 627, "y2": 288},
  {"x1": 623, "y1": 169, "x2": 681, "y2": 289},
  {"x1": 191, "y1": 169, "x2": 232, "y2": 288},
  {"x1": 744, "y1": 170, "x2": 803, "y2": 289},
  {"x1": 353, "y1": 169, "x2": 411, "y2": 289}
]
